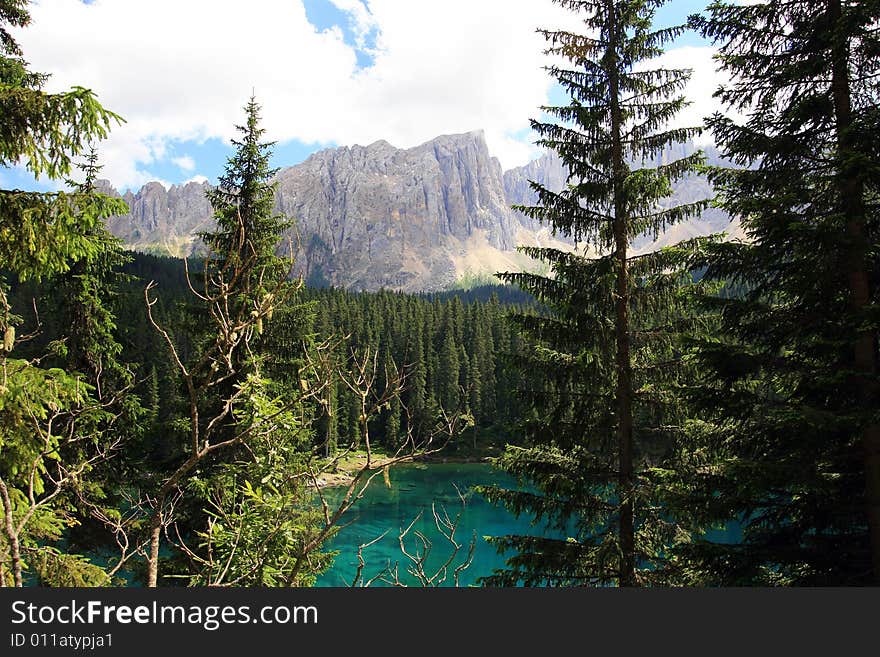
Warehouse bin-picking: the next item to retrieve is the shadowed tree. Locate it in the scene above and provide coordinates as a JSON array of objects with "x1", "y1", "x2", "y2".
[
  {"x1": 481, "y1": 0, "x2": 712, "y2": 587},
  {"x1": 672, "y1": 0, "x2": 880, "y2": 585}
]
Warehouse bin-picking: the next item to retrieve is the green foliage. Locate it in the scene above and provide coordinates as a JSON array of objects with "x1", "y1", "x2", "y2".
[
  {"x1": 481, "y1": 0, "x2": 714, "y2": 586},
  {"x1": 66, "y1": 251, "x2": 530, "y2": 464},
  {"x1": 0, "y1": 86, "x2": 123, "y2": 180},
  {"x1": 29, "y1": 547, "x2": 113, "y2": 587},
  {"x1": 52, "y1": 151, "x2": 135, "y2": 392},
  {"x1": 187, "y1": 374, "x2": 331, "y2": 586},
  {"x1": 8, "y1": 0, "x2": 877, "y2": 589},
  {"x1": 201, "y1": 96, "x2": 290, "y2": 291},
  {"x1": 0, "y1": 0, "x2": 127, "y2": 587},
  {"x1": 127, "y1": 97, "x2": 335, "y2": 587},
  {"x1": 296, "y1": 286, "x2": 528, "y2": 452},
  {"x1": 669, "y1": 0, "x2": 880, "y2": 585},
  {"x1": 0, "y1": 191, "x2": 128, "y2": 281},
  {"x1": 2, "y1": 242, "x2": 531, "y2": 585},
  {"x1": 0, "y1": 358, "x2": 113, "y2": 586},
  {"x1": 0, "y1": 2, "x2": 125, "y2": 279},
  {"x1": 0, "y1": 359, "x2": 105, "y2": 491},
  {"x1": 0, "y1": 0, "x2": 29, "y2": 57}
]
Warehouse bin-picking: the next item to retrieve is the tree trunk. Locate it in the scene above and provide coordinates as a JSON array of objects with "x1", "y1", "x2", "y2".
[
  {"x1": 607, "y1": 0, "x2": 636, "y2": 587},
  {"x1": 9, "y1": 535, "x2": 22, "y2": 588},
  {"x1": 829, "y1": 0, "x2": 880, "y2": 583},
  {"x1": 0, "y1": 478, "x2": 23, "y2": 587},
  {"x1": 146, "y1": 513, "x2": 162, "y2": 587}
]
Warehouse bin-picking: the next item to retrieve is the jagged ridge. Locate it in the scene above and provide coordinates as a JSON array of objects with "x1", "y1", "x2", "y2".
[{"x1": 102, "y1": 131, "x2": 734, "y2": 292}]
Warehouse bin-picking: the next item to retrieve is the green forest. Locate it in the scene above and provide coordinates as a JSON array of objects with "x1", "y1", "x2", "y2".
[{"x1": 1, "y1": 0, "x2": 879, "y2": 588}]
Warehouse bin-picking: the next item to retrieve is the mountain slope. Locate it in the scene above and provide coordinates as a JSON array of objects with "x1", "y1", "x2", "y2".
[{"x1": 102, "y1": 132, "x2": 734, "y2": 291}]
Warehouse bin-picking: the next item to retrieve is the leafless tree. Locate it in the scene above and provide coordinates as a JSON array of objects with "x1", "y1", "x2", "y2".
[
  {"x1": 348, "y1": 484, "x2": 477, "y2": 588},
  {"x1": 0, "y1": 294, "x2": 134, "y2": 587},
  {"x1": 173, "y1": 337, "x2": 471, "y2": 587}
]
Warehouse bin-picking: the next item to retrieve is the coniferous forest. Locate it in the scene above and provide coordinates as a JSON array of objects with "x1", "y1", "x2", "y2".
[{"x1": 1, "y1": 0, "x2": 879, "y2": 589}]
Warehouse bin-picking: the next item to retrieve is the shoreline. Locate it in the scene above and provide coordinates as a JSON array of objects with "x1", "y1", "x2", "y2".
[{"x1": 311, "y1": 451, "x2": 493, "y2": 490}]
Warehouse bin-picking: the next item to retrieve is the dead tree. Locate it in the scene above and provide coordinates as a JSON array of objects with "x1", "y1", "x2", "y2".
[
  {"x1": 171, "y1": 337, "x2": 471, "y2": 587},
  {"x1": 349, "y1": 484, "x2": 477, "y2": 588}
]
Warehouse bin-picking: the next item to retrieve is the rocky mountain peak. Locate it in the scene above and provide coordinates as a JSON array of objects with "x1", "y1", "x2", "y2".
[{"x1": 101, "y1": 133, "x2": 733, "y2": 291}]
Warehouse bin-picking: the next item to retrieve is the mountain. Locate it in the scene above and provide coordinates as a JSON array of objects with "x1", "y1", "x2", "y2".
[
  {"x1": 503, "y1": 149, "x2": 568, "y2": 228},
  {"x1": 102, "y1": 131, "x2": 735, "y2": 292},
  {"x1": 100, "y1": 179, "x2": 214, "y2": 255},
  {"x1": 272, "y1": 131, "x2": 538, "y2": 290}
]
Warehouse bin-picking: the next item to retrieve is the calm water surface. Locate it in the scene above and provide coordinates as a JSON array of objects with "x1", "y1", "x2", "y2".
[
  {"x1": 315, "y1": 463, "x2": 544, "y2": 587},
  {"x1": 315, "y1": 462, "x2": 742, "y2": 587}
]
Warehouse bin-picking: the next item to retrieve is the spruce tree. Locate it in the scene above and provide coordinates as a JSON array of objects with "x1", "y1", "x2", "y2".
[
  {"x1": 480, "y1": 0, "x2": 710, "y2": 586},
  {"x1": 438, "y1": 324, "x2": 461, "y2": 412},
  {"x1": 0, "y1": 0, "x2": 128, "y2": 586},
  {"x1": 142, "y1": 97, "x2": 325, "y2": 586},
  {"x1": 0, "y1": 0, "x2": 124, "y2": 282},
  {"x1": 201, "y1": 96, "x2": 289, "y2": 292},
  {"x1": 674, "y1": 0, "x2": 880, "y2": 585},
  {"x1": 54, "y1": 150, "x2": 134, "y2": 400}
]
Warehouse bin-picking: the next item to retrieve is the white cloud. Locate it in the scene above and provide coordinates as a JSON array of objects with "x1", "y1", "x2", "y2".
[
  {"x1": 650, "y1": 46, "x2": 729, "y2": 144},
  {"x1": 186, "y1": 174, "x2": 209, "y2": 185},
  {"x1": 15, "y1": 1, "x2": 725, "y2": 188},
  {"x1": 327, "y1": 0, "x2": 377, "y2": 48},
  {"x1": 17, "y1": 0, "x2": 363, "y2": 187},
  {"x1": 172, "y1": 155, "x2": 196, "y2": 172}
]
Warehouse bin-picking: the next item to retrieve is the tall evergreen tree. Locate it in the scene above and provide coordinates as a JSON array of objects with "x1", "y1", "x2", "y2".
[
  {"x1": 0, "y1": 0, "x2": 123, "y2": 283},
  {"x1": 481, "y1": 0, "x2": 710, "y2": 586},
  {"x1": 438, "y1": 328, "x2": 461, "y2": 411},
  {"x1": 202, "y1": 96, "x2": 290, "y2": 292},
  {"x1": 674, "y1": 0, "x2": 880, "y2": 585},
  {"x1": 0, "y1": 0, "x2": 127, "y2": 586},
  {"x1": 54, "y1": 150, "x2": 135, "y2": 401},
  {"x1": 141, "y1": 97, "x2": 324, "y2": 586}
]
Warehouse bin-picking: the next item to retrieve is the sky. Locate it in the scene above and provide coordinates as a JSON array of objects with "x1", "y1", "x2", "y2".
[{"x1": 2, "y1": 0, "x2": 724, "y2": 193}]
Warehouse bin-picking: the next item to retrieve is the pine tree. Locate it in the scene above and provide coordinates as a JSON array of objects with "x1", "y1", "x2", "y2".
[
  {"x1": 438, "y1": 325, "x2": 461, "y2": 412},
  {"x1": 201, "y1": 96, "x2": 289, "y2": 293},
  {"x1": 674, "y1": 0, "x2": 880, "y2": 585},
  {"x1": 481, "y1": 0, "x2": 711, "y2": 586},
  {"x1": 142, "y1": 97, "x2": 323, "y2": 586},
  {"x1": 145, "y1": 364, "x2": 160, "y2": 430},
  {"x1": 0, "y1": 0, "x2": 127, "y2": 586},
  {"x1": 385, "y1": 394, "x2": 402, "y2": 449},
  {"x1": 195, "y1": 94, "x2": 296, "y2": 431},
  {"x1": 0, "y1": 1, "x2": 124, "y2": 283},
  {"x1": 54, "y1": 150, "x2": 135, "y2": 401},
  {"x1": 404, "y1": 316, "x2": 428, "y2": 433}
]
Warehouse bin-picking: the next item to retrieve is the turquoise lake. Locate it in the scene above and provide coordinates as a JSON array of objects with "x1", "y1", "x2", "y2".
[
  {"x1": 315, "y1": 461, "x2": 743, "y2": 587},
  {"x1": 315, "y1": 462, "x2": 543, "y2": 587}
]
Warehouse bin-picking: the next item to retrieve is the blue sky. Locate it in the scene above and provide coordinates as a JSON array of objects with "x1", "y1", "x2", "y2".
[
  {"x1": 3, "y1": 0, "x2": 719, "y2": 194},
  {"x1": 304, "y1": 0, "x2": 380, "y2": 68}
]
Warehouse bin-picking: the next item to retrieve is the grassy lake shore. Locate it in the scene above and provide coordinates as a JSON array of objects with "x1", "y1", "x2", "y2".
[{"x1": 312, "y1": 445, "x2": 499, "y2": 490}]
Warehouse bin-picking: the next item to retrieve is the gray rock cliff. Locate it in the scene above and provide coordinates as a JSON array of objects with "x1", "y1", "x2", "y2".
[{"x1": 102, "y1": 132, "x2": 734, "y2": 291}]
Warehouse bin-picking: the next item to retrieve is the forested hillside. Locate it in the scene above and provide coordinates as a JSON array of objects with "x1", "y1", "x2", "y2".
[
  {"x1": 2, "y1": 0, "x2": 878, "y2": 590},
  {"x1": 45, "y1": 254, "x2": 530, "y2": 455}
]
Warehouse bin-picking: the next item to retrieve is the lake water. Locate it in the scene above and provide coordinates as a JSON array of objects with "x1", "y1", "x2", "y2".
[
  {"x1": 315, "y1": 461, "x2": 743, "y2": 587},
  {"x1": 315, "y1": 462, "x2": 542, "y2": 587}
]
